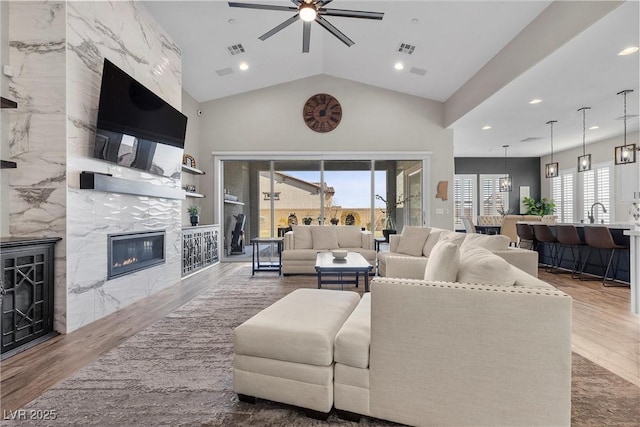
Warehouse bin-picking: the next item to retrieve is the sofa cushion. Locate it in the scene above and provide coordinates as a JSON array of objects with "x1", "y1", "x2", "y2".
[
  {"x1": 461, "y1": 233, "x2": 510, "y2": 251},
  {"x1": 334, "y1": 293, "x2": 371, "y2": 369},
  {"x1": 337, "y1": 226, "x2": 363, "y2": 248},
  {"x1": 424, "y1": 241, "x2": 460, "y2": 282},
  {"x1": 311, "y1": 225, "x2": 339, "y2": 250},
  {"x1": 439, "y1": 230, "x2": 467, "y2": 247},
  {"x1": 457, "y1": 245, "x2": 515, "y2": 286},
  {"x1": 422, "y1": 228, "x2": 445, "y2": 257},
  {"x1": 292, "y1": 225, "x2": 312, "y2": 249},
  {"x1": 396, "y1": 226, "x2": 431, "y2": 256}
]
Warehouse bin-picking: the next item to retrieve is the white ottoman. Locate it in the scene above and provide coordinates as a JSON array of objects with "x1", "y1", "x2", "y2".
[{"x1": 233, "y1": 288, "x2": 361, "y2": 419}]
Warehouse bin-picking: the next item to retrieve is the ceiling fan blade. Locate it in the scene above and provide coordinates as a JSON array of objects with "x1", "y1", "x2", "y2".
[
  {"x1": 228, "y1": 2, "x2": 297, "y2": 13},
  {"x1": 302, "y1": 20, "x2": 311, "y2": 53},
  {"x1": 317, "y1": 0, "x2": 334, "y2": 6},
  {"x1": 259, "y1": 14, "x2": 300, "y2": 40},
  {"x1": 289, "y1": 0, "x2": 300, "y2": 5},
  {"x1": 319, "y1": 9, "x2": 384, "y2": 20},
  {"x1": 315, "y1": 15, "x2": 354, "y2": 47}
]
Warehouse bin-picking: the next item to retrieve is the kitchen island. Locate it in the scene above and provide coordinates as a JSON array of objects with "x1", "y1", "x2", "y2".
[{"x1": 521, "y1": 222, "x2": 638, "y2": 314}]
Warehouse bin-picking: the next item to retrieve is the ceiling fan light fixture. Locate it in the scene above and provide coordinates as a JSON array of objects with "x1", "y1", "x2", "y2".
[{"x1": 299, "y1": 4, "x2": 317, "y2": 22}]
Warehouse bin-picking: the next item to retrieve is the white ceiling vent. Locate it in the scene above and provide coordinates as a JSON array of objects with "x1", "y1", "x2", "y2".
[
  {"x1": 216, "y1": 67, "x2": 234, "y2": 77},
  {"x1": 410, "y1": 67, "x2": 427, "y2": 76},
  {"x1": 519, "y1": 136, "x2": 544, "y2": 143},
  {"x1": 397, "y1": 43, "x2": 415, "y2": 55},
  {"x1": 226, "y1": 44, "x2": 245, "y2": 56}
]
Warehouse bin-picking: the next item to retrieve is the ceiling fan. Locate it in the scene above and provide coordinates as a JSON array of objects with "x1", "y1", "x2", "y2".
[{"x1": 228, "y1": 0, "x2": 384, "y2": 53}]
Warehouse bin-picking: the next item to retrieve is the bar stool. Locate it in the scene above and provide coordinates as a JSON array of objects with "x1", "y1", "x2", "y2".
[
  {"x1": 516, "y1": 223, "x2": 536, "y2": 250},
  {"x1": 582, "y1": 226, "x2": 630, "y2": 287},
  {"x1": 533, "y1": 224, "x2": 559, "y2": 272},
  {"x1": 555, "y1": 225, "x2": 587, "y2": 279}
]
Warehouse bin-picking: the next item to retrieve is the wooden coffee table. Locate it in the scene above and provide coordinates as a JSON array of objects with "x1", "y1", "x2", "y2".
[{"x1": 315, "y1": 252, "x2": 373, "y2": 292}]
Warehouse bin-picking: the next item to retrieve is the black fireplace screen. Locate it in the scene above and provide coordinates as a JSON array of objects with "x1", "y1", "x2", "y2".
[{"x1": 108, "y1": 231, "x2": 165, "y2": 279}]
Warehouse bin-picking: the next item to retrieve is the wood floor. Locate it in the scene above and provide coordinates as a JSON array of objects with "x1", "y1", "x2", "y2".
[{"x1": 1, "y1": 263, "x2": 638, "y2": 413}]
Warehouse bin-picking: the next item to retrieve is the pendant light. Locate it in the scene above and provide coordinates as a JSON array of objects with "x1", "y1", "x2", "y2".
[
  {"x1": 545, "y1": 120, "x2": 559, "y2": 178},
  {"x1": 614, "y1": 89, "x2": 637, "y2": 165},
  {"x1": 499, "y1": 144, "x2": 512, "y2": 192},
  {"x1": 577, "y1": 107, "x2": 591, "y2": 172}
]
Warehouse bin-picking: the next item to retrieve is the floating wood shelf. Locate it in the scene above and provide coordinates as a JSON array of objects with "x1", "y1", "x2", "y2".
[
  {"x1": 1, "y1": 160, "x2": 17, "y2": 169},
  {"x1": 80, "y1": 171, "x2": 185, "y2": 200},
  {"x1": 185, "y1": 192, "x2": 205, "y2": 198},
  {"x1": 181, "y1": 164, "x2": 205, "y2": 175},
  {"x1": 1, "y1": 97, "x2": 17, "y2": 109}
]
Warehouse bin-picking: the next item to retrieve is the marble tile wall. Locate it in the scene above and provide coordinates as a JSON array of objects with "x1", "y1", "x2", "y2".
[
  {"x1": 7, "y1": 1, "x2": 183, "y2": 333},
  {"x1": 8, "y1": 1, "x2": 67, "y2": 332}
]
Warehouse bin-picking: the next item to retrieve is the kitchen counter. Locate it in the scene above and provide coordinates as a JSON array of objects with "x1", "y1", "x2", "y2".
[
  {"x1": 623, "y1": 227, "x2": 640, "y2": 314},
  {"x1": 518, "y1": 221, "x2": 634, "y2": 229}
]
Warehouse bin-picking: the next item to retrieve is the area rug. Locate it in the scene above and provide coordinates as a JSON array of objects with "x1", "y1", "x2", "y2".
[{"x1": 7, "y1": 266, "x2": 639, "y2": 426}]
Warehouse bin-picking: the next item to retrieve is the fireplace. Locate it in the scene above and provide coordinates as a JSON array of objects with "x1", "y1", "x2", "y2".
[{"x1": 108, "y1": 231, "x2": 165, "y2": 279}]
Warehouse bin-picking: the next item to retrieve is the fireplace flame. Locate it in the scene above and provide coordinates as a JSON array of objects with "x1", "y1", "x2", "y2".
[{"x1": 114, "y1": 257, "x2": 138, "y2": 268}]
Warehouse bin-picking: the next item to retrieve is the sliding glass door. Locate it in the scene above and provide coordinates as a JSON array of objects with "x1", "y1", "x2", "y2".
[{"x1": 216, "y1": 154, "x2": 429, "y2": 259}]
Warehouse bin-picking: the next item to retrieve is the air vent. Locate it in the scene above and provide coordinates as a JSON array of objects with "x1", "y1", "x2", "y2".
[
  {"x1": 226, "y1": 44, "x2": 245, "y2": 56},
  {"x1": 519, "y1": 136, "x2": 544, "y2": 143},
  {"x1": 397, "y1": 43, "x2": 415, "y2": 55},
  {"x1": 410, "y1": 67, "x2": 427, "y2": 76},
  {"x1": 216, "y1": 67, "x2": 234, "y2": 77}
]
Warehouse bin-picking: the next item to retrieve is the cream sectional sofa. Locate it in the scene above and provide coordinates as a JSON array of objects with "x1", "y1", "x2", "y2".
[
  {"x1": 378, "y1": 226, "x2": 539, "y2": 278},
  {"x1": 282, "y1": 225, "x2": 375, "y2": 275},
  {"x1": 234, "y1": 240, "x2": 572, "y2": 426},
  {"x1": 334, "y1": 267, "x2": 572, "y2": 426}
]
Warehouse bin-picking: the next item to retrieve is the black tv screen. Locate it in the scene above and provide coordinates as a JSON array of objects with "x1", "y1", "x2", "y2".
[{"x1": 93, "y1": 59, "x2": 187, "y2": 179}]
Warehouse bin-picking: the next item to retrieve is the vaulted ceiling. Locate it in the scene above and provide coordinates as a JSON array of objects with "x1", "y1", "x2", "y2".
[{"x1": 143, "y1": 1, "x2": 640, "y2": 157}]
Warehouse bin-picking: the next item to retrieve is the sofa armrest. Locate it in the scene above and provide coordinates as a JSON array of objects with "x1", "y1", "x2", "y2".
[
  {"x1": 388, "y1": 234, "x2": 401, "y2": 253},
  {"x1": 494, "y1": 247, "x2": 538, "y2": 277},
  {"x1": 385, "y1": 256, "x2": 427, "y2": 279},
  {"x1": 360, "y1": 230, "x2": 373, "y2": 250},
  {"x1": 283, "y1": 231, "x2": 294, "y2": 250},
  {"x1": 368, "y1": 278, "x2": 572, "y2": 427}
]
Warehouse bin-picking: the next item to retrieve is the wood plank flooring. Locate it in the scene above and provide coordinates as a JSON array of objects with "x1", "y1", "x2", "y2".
[
  {"x1": 1, "y1": 263, "x2": 638, "y2": 413},
  {"x1": 539, "y1": 269, "x2": 640, "y2": 387}
]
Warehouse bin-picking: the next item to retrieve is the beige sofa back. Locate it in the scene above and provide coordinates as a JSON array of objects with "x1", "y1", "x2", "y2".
[{"x1": 368, "y1": 279, "x2": 572, "y2": 426}]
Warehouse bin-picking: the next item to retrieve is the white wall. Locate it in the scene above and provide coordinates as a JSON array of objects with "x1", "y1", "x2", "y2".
[
  {"x1": 540, "y1": 131, "x2": 639, "y2": 222},
  {"x1": 181, "y1": 90, "x2": 202, "y2": 226},
  {"x1": 197, "y1": 74, "x2": 454, "y2": 230}
]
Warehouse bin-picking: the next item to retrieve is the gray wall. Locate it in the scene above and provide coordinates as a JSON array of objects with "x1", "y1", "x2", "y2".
[{"x1": 455, "y1": 157, "x2": 541, "y2": 215}]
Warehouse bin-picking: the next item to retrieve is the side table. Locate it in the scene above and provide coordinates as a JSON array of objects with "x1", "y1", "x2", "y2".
[{"x1": 250, "y1": 237, "x2": 284, "y2": 275}]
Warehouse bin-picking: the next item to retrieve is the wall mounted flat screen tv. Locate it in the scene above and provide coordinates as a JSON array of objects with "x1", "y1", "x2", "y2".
[{"x1": 93, "y1": 59, "x2": 187, "y2": 179}]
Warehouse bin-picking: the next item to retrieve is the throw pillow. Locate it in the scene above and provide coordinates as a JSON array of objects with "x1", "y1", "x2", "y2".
[
  {"x1": 311, "y1": 225, "x2": 339, "y2": 250},
  {"x1": 457, "y1": 245, "x2": 516, "y2": 286},
  {"x1": 396, "y1": 226, "x2": 431, "y2": 257},
  {"x1": 439, "y1": 230, "x2": 467, "y2": 247},
  {"x1": 422, "y1": 228, "x2": 445, "y2": 257},
  {"x1": 292, "y1": 225, "x2": 312, "y2": 249},
  {"x1": 424, "y1": 240, "x2": 460, "y2": 282},
  {"x1": 337, "y1": 226, "x2": 362, "y2": 248},
  {"x1": 461, "y1": 233, "x2": 510, "y2": 251}
]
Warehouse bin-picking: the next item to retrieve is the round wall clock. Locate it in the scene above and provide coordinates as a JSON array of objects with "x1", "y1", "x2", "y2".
[{"x1": 303, "y1": 93, "x2": 342, "y2": 133}]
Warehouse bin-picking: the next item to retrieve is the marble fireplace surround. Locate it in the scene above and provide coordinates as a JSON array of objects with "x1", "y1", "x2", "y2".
[{"x1": 7, "y1": 1, "x2": 184, "y2": 334}]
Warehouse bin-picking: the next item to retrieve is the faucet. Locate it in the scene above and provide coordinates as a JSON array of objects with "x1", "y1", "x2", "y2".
[{"x1": 588, "y1": 202, "x2": 607, "y2": 224}]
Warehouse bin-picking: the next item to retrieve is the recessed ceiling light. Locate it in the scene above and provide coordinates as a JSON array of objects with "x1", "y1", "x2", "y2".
[
  {"x1": 529, "y1": 99, "x2": 543, "y2": 104},
  {"x1": 482, "y1": 125, "x2": 492, "y2": 130},
  {"x1": 618, "y1": 46, "x2": 639, "y2": 56},
  {"x1": 394, "y1": 62, "x2": 404, "y2": 70},
  {"x1": 239, "y1": 62, "x2": 249, "y2": 71},
  {"x1": 589, "y1": 125, "x2": 599, "y2": 130}
]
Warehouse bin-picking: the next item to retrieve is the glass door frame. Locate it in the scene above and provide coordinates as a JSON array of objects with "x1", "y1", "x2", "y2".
[{"x1": 212, "y1": 151, "x2": 432, "y2": 258}]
